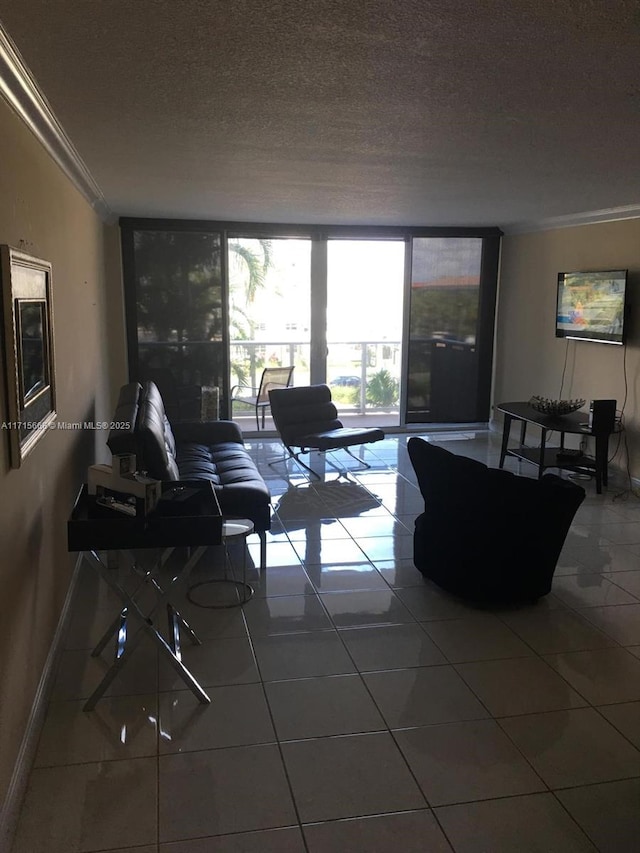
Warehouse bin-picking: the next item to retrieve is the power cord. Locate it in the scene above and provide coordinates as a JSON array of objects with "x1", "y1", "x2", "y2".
[
  {"x1": 542, "y1": 338, "x2": 573, "y2": 448},
  {"x1": 558, "y1": 338, "x2": 570, "y2": 400},
  {"x1": 612, "y1": 426, "x2": 640, "y2": 502}
]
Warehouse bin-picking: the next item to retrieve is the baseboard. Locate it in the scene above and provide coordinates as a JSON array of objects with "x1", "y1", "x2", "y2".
[{"x1": 0, "y1": 554, "x2": 83, "y2": 853}]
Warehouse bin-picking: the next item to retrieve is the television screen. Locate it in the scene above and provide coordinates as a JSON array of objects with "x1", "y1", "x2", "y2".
[{"x1": 556, "y1": 269, "x2": 628, "y2": 345}]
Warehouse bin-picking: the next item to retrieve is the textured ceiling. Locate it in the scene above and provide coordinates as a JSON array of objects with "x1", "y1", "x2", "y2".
[{"x1": 1, "y1": 0, "x2": 640, "y2": 229}]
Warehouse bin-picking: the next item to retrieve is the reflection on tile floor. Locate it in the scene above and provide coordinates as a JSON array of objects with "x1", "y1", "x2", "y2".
[{"x1": 12, "y1": 433, "x2": 640, "y2": 852}]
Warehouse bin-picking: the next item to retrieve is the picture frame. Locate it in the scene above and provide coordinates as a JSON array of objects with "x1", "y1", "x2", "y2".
[{"x1": 1, "y1": 246, "x2": 56, "y2": 467}]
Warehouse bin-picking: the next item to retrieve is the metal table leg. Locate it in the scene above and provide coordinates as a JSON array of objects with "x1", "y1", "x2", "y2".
[{"x1": 79, "y1": 546, "x2": 211, "y2": 710}]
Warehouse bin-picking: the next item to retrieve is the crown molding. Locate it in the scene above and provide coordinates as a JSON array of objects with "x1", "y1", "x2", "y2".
[
  {"x1": 0, "y1": 25, "x2": 114, "y2": 223},
  {"x1": 504, "y1": 203, "x2": 640, "y2": 236}
]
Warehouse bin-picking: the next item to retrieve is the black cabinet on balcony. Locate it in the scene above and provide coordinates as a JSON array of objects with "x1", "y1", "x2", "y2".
[{"x1": 429, "y1": 339, "x2": 478, "y2": 422}]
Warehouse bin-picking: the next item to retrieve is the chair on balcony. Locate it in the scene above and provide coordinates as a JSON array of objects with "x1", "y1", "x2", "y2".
[
  {"x1": 231, "y1": 365, "x2": 295, "y2": 430},
  {"x1": 268, "y1": 384, "x2": 385, "y2": 478}
]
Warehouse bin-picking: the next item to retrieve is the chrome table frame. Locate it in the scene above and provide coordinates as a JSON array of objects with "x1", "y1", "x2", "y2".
[
  {"x1": 79, "y1": 546, "x2": 210, "y2": 711},
  {"x1": 68, "y1": 482, "x2": 222, "y2": 710}
]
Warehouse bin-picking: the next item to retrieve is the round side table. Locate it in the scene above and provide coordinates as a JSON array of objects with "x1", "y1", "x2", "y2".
[{"x1": 187, "y1": 518, "x2": 254, "y2": 608}]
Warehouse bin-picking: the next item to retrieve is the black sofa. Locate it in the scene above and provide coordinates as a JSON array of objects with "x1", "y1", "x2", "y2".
[
  {"x1": 407, "y1": 437, "x2": 585, "y2": 603},
  {"x1": 107, "y1": 381, "x2": 271, "y2": 568}
]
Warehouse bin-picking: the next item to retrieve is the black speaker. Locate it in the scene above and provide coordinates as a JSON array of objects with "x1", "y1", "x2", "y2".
[{"x1": 588, "y1": 399, "x2": 617, "y2": 433}]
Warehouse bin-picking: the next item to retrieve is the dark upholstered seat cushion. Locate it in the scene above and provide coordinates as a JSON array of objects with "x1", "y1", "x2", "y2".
[
  {"x1": 407, "y1": 436, "x2": 585, "y2": 603},
  {"x1": 176, "y1": 441, "x2": 271, "y2": 523},
  {"x1": 298, "y1": 427, "x2": 385, "y2": 450}
]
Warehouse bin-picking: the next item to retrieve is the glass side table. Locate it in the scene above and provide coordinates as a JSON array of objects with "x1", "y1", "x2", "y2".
[{"x1": 187, "y1": 518, "x2": 255, "y2": 608}]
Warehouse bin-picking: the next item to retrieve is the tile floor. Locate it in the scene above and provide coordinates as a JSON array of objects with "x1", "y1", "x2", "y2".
[{"x1": 11, "y1": 432, "x2": 640, "y2": 852}]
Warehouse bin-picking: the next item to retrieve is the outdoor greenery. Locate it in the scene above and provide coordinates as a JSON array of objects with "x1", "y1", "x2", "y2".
[
  {"x1": 135, "y1": 230, "x2": 222, "y2": 343},
  {"x1": 330, "y1": 386, "x2": 360, "y2": 405},
  {"x1": 366, "y1": 369, "x2": 399, "y2": 407},
  {"x1": 409, "y1": 288, "x2": 478, "y2": 341},
  {"x1": 330, "y1": 369, "x2": 400, "y2": 408},
  {"x1": 133, "y1": 230, "x2": 224, "y2": 387}
]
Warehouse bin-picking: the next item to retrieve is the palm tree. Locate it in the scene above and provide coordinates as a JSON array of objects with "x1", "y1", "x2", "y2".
[
  {"x1": 229, "y1": 239, "x2": 272, "y2": 307},
  {"x1": 228, "y1": 238, "x2": 274, "y2": 387},
  {"x1": 366, "y1": 369, "x2": 399, "y2": 407}
]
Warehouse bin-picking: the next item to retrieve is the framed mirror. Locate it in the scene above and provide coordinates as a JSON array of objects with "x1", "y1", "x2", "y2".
[{"x1": 1, "y1": 247, "x2": 56, "y2": 466}]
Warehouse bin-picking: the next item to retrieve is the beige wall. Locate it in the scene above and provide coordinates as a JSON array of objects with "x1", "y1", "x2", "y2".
[
  {"x1": 0, "y1": 97, "x2": 119, "y2": 802},
  {"x1": 494, "y1": 220, "x2": 640, "y2": 477}
]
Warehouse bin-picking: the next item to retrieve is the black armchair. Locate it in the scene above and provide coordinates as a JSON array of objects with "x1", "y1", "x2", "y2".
[
  {"x1": 407, "y1": 437, "x2": 585, "y2": 603},
  {"x1": 268, "y1": 384, "x2": 385, "y2": 478}
]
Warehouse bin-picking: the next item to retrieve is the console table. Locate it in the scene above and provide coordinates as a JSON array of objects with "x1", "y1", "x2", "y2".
[
  {"x1": 68, "y1": 480, "x2": 222, "y2": 710},
  {"x1": 496, "y1": 401, "x2": 616, "y2": 494}
]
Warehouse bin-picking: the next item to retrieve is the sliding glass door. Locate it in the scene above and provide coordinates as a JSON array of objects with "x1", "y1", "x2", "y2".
[
  {"x1": 121, "y1": 220, "x2": 501, "y2": 429},
  {"x1": 227, "y1": 237, "x2": 311, "y2": 428},
  {"x1": 327, "y1": 240, "x2": 405, "y2": 426}
]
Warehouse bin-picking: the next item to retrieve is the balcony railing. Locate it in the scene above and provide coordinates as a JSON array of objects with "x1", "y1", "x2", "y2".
[
  {"x1": 230, "y1": 339, "x2": 401, "y2": 418},
  {"x1": 136, "y1": 338, "x2": 402, "y2": 426}
]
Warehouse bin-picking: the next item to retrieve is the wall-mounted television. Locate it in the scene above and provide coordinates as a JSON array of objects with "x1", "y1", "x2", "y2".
[{"x1": 556, "y1": 269, "x2": 628, "y2": 345}]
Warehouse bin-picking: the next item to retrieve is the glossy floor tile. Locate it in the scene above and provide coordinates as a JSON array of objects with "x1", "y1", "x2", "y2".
[
  {"x1": 34, "y1": 694, "x2": 158, "y2": 766},
  {"x1": 420, "y1": 613, "x2": 534, "y2": 662},
  {"x1": 543, "y1": 646, "x2": 640, "y2": 704},
  {"x1": 498, "y1": 606, "x2": 616, "y2": 654},
  {"x1": 435, "y1": 793, "x2": 597, "y2": 852},
  {"x1": 598, "y1": 700, "x2": 640, "y2": 748},
  {"x1": 265, "y1": 673, "x2": 386, "y2": 739},
  {"x1": 302, "y1": 809, "x2": 453, "y2": 852},
  {"x1": 160, "y1": 826, "x2": 307, "y2": 851},
  {"x1": 318, "y1": 588, "x2": 415, "y2": 627},
  {"x1": 394, "y1": 718, "x2": 545, "y2": 805},
  {"x1": 158, "y1": 744, "x2": 297, "y2": 841},
  {"x1": 454, "y1": 656, "x2": 588, "y2": 716},
  {"x1": 157, "y1": 684, "x2": 275, "y2": 753},
  {"x1": 499, "y1": 707, "x2": 640, "y2": 788},
  {"x1": 252, "y1": 629, "x2": 356, "y2": 680},
  {"x1": 11, "y1": 434, "x2": 640, "y2": 852},
  {"x1": 281, "y1": 732, "x2": 426, "y2": 822},
  {"x1": 338, "y1": 622, "x2": 447, "y2": 670},
  {"x1": 12, "y1": 758, "x2": 157, "y2": 852},
  {"x1": 363, "y1": 665, "x2": 490, "y2": 727},
  {"x1": 557, "y1": 778, "x2": 640, "y2": 853}
]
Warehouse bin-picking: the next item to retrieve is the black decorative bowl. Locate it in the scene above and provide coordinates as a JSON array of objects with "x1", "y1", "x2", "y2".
[{"x1": 528, "y1": 396, "x2": 586, "y2": 416}]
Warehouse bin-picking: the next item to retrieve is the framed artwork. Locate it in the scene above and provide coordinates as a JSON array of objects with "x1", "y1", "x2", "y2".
[{"x1": 1, "y1": 246, "x2": 56, "y2": 466}]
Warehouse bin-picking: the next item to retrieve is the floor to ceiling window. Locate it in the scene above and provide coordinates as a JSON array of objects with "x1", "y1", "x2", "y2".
[
  {"x1": 405, "y1": 234, "x2": 500, "y2": 424},
  {"x1": 327, "y1": 240, "x2": 405, "y2": 425},
  {"x1": 121, "y1": 220, "x2": 500, "y2": 430},
  {"x1": 407, "y1": 237, "x2": 482, "y2": 423},
  {"x1": 121, "y1": 225, "x2": 226, "y2": 419},
  {"x1": 227, "y1": 237, "x2": 312, "y2": 424}
]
